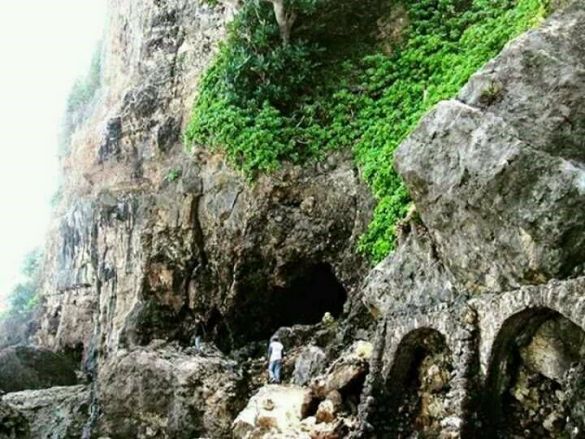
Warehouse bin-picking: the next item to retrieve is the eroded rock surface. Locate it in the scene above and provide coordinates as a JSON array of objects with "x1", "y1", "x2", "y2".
[
  {"x1": 356, "y1": 3, "x2": 585, "y2": 438},
  {"x1": 361, "y1": 213, "x2": 458, "y2": 316},
  {"x1": 395, "y1": 2, "x2": 585, "y2": 294},
  {"x1": 0, "y1": 346, "x2": 77, "y2": 393},
  {"x1": 2, "y1": 385, "x2": 89, "y2": 439},
  {"x1": 293, "y1": 346, "x2": 327, "y2": 386},
  {"x1": 233, "y1": 385, "x2": 313, "y2": 438},
  {"x1": 492, "y1": 313, "x2": 585, "y2": 437},
  {"x1": 97, "y1": 345, "x2": 245, "y2": 438},
  {"x1": 22, "y1": 1, "x2": 585, "y2": 438},
  {"x1": 30, "y1": 0, "x2": 373, "y2": 435},
  {"x1": 0, "y1": 400, "x2": 29, "y2": 439}
]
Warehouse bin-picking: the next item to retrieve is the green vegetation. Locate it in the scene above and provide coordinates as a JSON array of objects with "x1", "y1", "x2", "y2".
[
  {"x1": 165, "y1": 167, "x2": 183, "y2": 183},
  {"x1": 59, "y1": 42, "x2": 103, "y2": 157},
  {"x1": 1, "y1": 249, "x2": 43, "y2": 324},
  {"x1": 185, "y1": 0, "x2": 549, "y2": 262}
]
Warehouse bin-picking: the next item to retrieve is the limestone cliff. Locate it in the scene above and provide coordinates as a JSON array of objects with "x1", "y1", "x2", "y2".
[
  {"x1": 9, "y1": 0, "x2": 373, "y2": 437},
  {"x1": 1, "y1": 1, "x2": 585, "y2": 439}
]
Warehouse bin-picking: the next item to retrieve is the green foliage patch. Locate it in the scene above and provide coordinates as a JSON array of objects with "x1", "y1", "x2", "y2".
[
  {"x1": 186, "y1": 0, "x2": 548, "y2": 262},
  {"x1": 165, "y1": 167, "x2": 183, "y2": 183},
  {"x1": 2, "y1": 249, "x2": 43, "y2": 321}
]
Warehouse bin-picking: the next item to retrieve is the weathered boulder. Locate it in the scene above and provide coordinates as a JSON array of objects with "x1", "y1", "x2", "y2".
[
  {"x1": 316, "y1": 399, "x2": 337, "y2": 424},
  {"x1": 293, "y1": 346, "x2": 327, "y2": 386},
  {"x1": 2, "y1": 385, "x2": 89, "y2": 439},
  {"x1": 361, "y1": 213, "x2": 459, "y2": 315},
  {"x1": 394, "y1": 2, "x2": 585, "y2": 294},
  {"x1": 232, "y1": 384, "x2": 314, "y2": 439},
  {"x1": 312, "y1": 342, "x2": 371, "y2": 401},
  {"x1": 520, "y1": 315, "x2": 585, "y2": 382},
  {"x1": 0, "y1": 346, "x2": 77, "y2": 393},
  {"x1": 0, "y1": 400, "x2": 29, "y2": 439},
  {"x1": 96, "y1": 346, "x2": 245, "y2": 438}
]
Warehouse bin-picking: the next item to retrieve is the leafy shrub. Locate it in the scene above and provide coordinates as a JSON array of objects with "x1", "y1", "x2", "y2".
[
  {"x1": 4, "y1": 249, "x2": 43, "y2": 317},
  {"x1": 186, "y1": 0, "x2": 549, "y2": 262},
  {"x1": 0, "y1": 250, "x2": 43, "y2": 348}
]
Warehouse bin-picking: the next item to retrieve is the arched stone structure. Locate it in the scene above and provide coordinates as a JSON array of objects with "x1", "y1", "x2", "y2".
[
  {"x1": 481, "y1": 306, "x2": 585, "y2": 437},
  {"x1": 471, "y1": 277, "x2": 585, "y2": 376},
  {"x1": 357, "y1": 277, "x2": 585, "y2": 438},
  {"x1": 384, "y1": 327, "x2": 453, "y2": 437},
  {"x1": 363, "y1": 307, "x2": 478, "y2": 438}
]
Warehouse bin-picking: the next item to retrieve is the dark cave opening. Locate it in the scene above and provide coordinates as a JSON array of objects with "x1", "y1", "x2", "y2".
[
  {"x1": 204, "y1": 307, "x2": 232, "y2": 353},
  {"x1": 483, "y1": 308, "x2": 585, "y2": 438},
  {"x1": 270, "y1": 263, "x2": 347, "y2": 328},
  {"x1": 230, "y1": 262, "x2": 348, "y2": 347}
]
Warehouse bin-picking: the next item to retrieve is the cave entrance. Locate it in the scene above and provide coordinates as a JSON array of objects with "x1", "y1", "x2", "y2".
[
  {"x1": 231, "y1": 262, "x2": 348, "y2": 347},
  {"x1": 270, "y1": 263, "x2": 347, "y2": 328},
  {"x1": 483, "y1": 308, "x2": 585, "y2": 438},
  {"x1": 372, "y1": 328, "x2": 453, "y2": 437}
]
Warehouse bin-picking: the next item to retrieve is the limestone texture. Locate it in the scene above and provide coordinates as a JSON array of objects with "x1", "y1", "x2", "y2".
[
  {"x1": 356, "y1": 3, "x2": 585, "y2": 437},
  {"x1": 0, "y1": 346, "x2": 77, "y2": 393},
  {"x1": 395, "y1": 2, "x2": 585, "y2": 294},
  {"x1": 0, "y1": 400, "x2": 29, "y2": 439},
  {"x1": 25, "y1": 1, "x2": 372, "y2": 436},
  {"x1": 2, "y1": 385, "x2": 89, "y2": 439},
  {"x1": 96, "y1": 345, "x2": 244, "y2": 438},
  {"x1": 232, "y1": 385, "x2": 313, "y2": 438},
  {"x1": 6, "y1": 0, "x2": 585, "y2": 438}
]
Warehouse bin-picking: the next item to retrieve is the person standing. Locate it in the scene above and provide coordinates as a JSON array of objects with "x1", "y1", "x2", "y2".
[
  {"x1": 192, "y1": 317, "x2": 205, "y2": 354},
  {"x1": 267, "y1": 336, "x2": 285, "y2": 384}
]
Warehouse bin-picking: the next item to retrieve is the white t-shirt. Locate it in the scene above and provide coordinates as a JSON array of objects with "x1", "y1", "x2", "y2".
[{"x1": 269, "y1": 341, "x2": 284, "y2": 362}]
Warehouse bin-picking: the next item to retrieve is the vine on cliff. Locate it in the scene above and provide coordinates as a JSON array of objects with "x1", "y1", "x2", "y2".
[{"x1": 185, "y1": 0, "x2": 549, "y2": 262}]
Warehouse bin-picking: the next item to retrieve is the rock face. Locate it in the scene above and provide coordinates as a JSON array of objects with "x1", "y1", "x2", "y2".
[
  {"x1": 34, "y1": 0, "x2": 372, "y2": 358},
  {"x1": 21, "y1": 1, "x2": 585, "y2": 438},
  {"x1": 293, "y1": 346, "x2": 326, "y2": 386},
  {"x1": 30, "y1": 0, "x2": 372, "y2": 435},
  {"x1": 232, "y1": 385, "x2": 313, "y2": 438},
  {"x1": 355, "y1": 3, "x2": 585, "y2": 438},
  {"x1": 0, "y1": 400, "x2": 29, "y2": 439},
  {"x1": 0, "y1": 346, "x2": 77, "y2": 393},
  {"x1": 492, "y1": 314, "x2": 585, "y2": 438},
  {"x1": 97, "y1": 345, "x2": 244, "y2": 438},
  {"x1": 520, "y1": 315, "x2": 585, "y2": 382},
  {"x1": 395, "y1": 2, "x2": 585, "y2": 294},
  {"x1": 2, "y1": 385, "x2": 89, "y2": 439},
  {"x1": 361, "y1": 214, "x2": 458, "y2": 315}
]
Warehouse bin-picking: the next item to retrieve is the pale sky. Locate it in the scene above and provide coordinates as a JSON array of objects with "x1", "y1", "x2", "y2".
[{"x1": 0, "y1": 0, "x2": 107, "y2": 307}]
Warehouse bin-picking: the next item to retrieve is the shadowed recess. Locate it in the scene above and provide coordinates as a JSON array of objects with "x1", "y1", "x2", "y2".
[
  {"x1": 371, "y1": 328, "x2": 453, "y2": 437},
  {"x1": 482, "y1": 308, "x2": 585, "y2": 438},
  {"x1": 229, "y1": 262, "x2": 348, "y2": 348}
]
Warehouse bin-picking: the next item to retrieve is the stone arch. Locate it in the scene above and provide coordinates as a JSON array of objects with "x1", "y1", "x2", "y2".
[
  {"x1": 482, "y1": 306, "x2": 585, "y2": 437},
  {"x1": 473, "y1": 278, "x2": 585, "y2": 376},
  {"x1": 372, "y1": 327, "x2": 455, "y2": 437}
]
